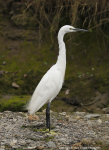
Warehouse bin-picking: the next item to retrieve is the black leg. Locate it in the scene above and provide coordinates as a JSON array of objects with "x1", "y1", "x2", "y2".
[{"x1": 46, "y1": 102, "x2": 51, "y2": 131}]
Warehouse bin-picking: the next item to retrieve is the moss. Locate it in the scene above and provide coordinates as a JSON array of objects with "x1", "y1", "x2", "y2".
[
  {"x1": 5, "y1": 145, "x2": 8, "y2": 148},
  {"x1": 33, "y1": 127, "x2": 47, "y2": 132},
  {"x1": 51, "y1": 125, "x2": 55, "y2": 130},
  {"x1": 21, "y1": 125, "x2": 31, "y2": 129},
  {"x1": 43, "y1": 136, "x2": 54, "y2": 142},
  {"x1": 0, "y1": 95, "x2": 30, "y2": 112}
]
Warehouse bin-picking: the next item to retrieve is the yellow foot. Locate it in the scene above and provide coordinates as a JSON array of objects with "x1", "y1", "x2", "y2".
[{"x1": 44, "y1": 129, "x2": 58, "y2": 135}]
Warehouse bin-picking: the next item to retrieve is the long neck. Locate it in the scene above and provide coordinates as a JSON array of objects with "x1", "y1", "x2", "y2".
[{"x1": 56, "y1": 31, "x2": 66, "y2": 75}]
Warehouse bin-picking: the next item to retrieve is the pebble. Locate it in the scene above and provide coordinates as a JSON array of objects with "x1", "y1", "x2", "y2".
[
  {"x1": 106, "y1": 114, "x2": 109, "y2": 118},
  {"x1": 102, "y1": 107, "x2": 109, "y2": 113},
  {"x1": 97, "y1": 119, "x2": 102, "y2": 124},
  {"x1": 59, "y1": 112, "x2": 67, "y2": 115},
  {"x1": 105, "y1": 121, "x2": 109, "y2": 124},
  {"x1": 75, "y1": 116, "x2": 81, "y2": 119},
  {"x1": 0, "y1": 111, "x2": 109, "y2": 149},
  {"x1": 75, "y1": 111, "x2": 86, "y2": 116},
  {"x1": 58, "y1": 138, "x2": 66, "y2": 143},
  {"x1": 84, "y1": 114, "x2": 101, "y2": 119},
  {"x1": 37, "y1": 145, "x2": 44, "y2": 150},
  {"x1": 47, "y1": 141, "x2": 56, "y2": 148}
]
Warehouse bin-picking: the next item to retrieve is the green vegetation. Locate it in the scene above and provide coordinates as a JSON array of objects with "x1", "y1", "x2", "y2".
[{"x1": 0, "y1": 95, "x2": 30, "y2": 112}]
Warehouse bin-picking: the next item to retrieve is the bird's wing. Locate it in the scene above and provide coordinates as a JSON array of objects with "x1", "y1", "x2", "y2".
[{"x1": 27, "y1": 65, "x2": 63, "y2": 114}]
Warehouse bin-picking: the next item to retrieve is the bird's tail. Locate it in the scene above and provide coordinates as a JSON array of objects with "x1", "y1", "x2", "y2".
[
  {"x1": 23, "y1": 98, "x2": 31, "y2": 113},
  {"x1": 25, "y1": 96, "x2": 47, "y2": 115}
]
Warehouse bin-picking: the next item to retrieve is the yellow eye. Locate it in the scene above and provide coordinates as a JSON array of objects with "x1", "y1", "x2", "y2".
[{"x1": 70, "y1": 28, "x2": 73, "y2": 30}]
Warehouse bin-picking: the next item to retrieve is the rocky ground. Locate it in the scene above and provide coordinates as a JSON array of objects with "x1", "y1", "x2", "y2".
[{"x1": 0, "y1": 110, "x2": 109, "y2": 150}]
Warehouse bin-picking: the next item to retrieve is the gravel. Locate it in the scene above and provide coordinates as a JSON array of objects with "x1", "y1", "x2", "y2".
[{"x1": 0, "y1": 111, "x2": 109, "y2": 149}]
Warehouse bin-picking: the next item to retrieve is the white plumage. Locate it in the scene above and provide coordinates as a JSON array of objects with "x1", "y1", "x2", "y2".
[
  {"x1": 27, "y1": 25, "x2": 88, "y2": 130},
  {"x1": 28, "y1": 64, "x2": 64, "y2": 114}
]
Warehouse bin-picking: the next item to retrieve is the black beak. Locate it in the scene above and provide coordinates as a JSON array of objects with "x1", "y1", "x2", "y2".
[{"x1": 74, "y1": 28, "x2": 89, "y2": 32}]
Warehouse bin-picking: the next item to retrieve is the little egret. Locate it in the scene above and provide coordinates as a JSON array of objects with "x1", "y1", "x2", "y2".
[{"x1": 27, "y1": 25, "x2": 89, "y2": 131}]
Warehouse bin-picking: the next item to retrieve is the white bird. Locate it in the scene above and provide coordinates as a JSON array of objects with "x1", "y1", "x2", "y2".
[{"x1": 27, "y1": 25, "x2": 89, "y2": 131}]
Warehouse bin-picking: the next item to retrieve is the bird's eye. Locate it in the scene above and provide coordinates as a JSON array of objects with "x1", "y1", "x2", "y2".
[{"x1": 70, "y1": 28, "x2": 73, "y2": 30}]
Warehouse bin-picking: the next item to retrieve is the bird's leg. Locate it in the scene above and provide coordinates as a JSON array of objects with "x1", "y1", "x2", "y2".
[{"x1": 46, "y1": 102, "x2": 51, "y2": 131}]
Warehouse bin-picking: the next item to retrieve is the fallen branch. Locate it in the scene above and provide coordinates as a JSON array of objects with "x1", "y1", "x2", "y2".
[
  {"x1": 56, "y1": 96, "x2": 81, "y2": 106},
  {"x1": 83, "y1": 98, "x2": 101, "y2": 106},
  {"x1": 56, "y1": 97, "x2": 101, "y2": 106}
]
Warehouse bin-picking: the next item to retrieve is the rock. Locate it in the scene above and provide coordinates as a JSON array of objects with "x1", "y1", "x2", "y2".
[
  {"x1": 97, "y1": 119, "x2": 102, "y2": 124},
  {"x1": 102, "y1": 107, "x2": 109, "y2": 114},
  {"x1": 106, "y1": 114, "x2": 109, "y2": 118},
  {"x1": 12, "y1": 145, "x2": 19, "y2": 149},
  {"x1": 37, "y1": 145, "x2": 44, "y2": 150},
  {"x1": 58, "y1": 138, "x2": 66, "y2": 143},
  {"x1": 4, "y1": 110, "x2": 12, "y2": 113},
  {"x1": 13, "y1": 118, "x2": 17, "y2": 122},
  {"x1": 2, "y1": 61, "x2": 6, "y2": 65},
  {"x1": 75, "y1": 111, "x2": 85, "y2": 116},
  {"x1": 84, "y1": 114, "x2": 101, "y2": 119},
  {"x1": 65, "y1": 89, "x2": 70, "y2": 95},
  {"x1": 12, "y1": 139, "x2": 17, "y2": 144},
  {"x1": 105, "y1": 121, "x2": 109, "y2": 124},
  {"x1": 9, "y1": 139, "x2": 17, "y2": 146},
  {"x1": 12, "y1": 82, "x2": 19, "y2": 88},
  {"x1": 24, "y1": 74, "x2": 27, "y2": 77},
  {"x1": 19, "y1": 140, "x2": 26, "y2": 146},
  {"x1": 65, "y1": 115, "x2": 70, "y2": 121},
  {"x1": 42, "y1": 109, "x2": 46, "y2": 113},
  {"x1": 0, "y1": 145, "x2": 5, "y2": 149},
  {"x1": 27, "y1": 146, "x2": 37, "y2": 149},
  {"x1": 59, "y1": 112, "x2": 66, "y2": 116},
  {"x1": 56, "y1": 125, "x2": 60, "y2": 128},
  {"x1": 68, "y1": 117, "x2": 77, "y2": 122},
  {"x1": 46, "y1": 141, "x2": 56, "y2": 148},
  {"x1": 75, "y1": 116, "x2": 81, "y2": 119}
]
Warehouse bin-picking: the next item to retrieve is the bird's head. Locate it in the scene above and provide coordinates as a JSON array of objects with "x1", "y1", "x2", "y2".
[{"x1": 59, "y1": 25, "x2": 89, "y2": 34}]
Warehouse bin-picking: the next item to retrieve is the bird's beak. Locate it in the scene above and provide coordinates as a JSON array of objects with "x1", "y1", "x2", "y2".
[{"x1": 74, "y1": 28, "x2": 89, "y2": 32}]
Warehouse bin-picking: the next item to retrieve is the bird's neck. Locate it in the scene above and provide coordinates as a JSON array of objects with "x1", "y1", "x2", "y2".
[{"x1": 56, "y1": 32, "x2": 66, "y2": 75}]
